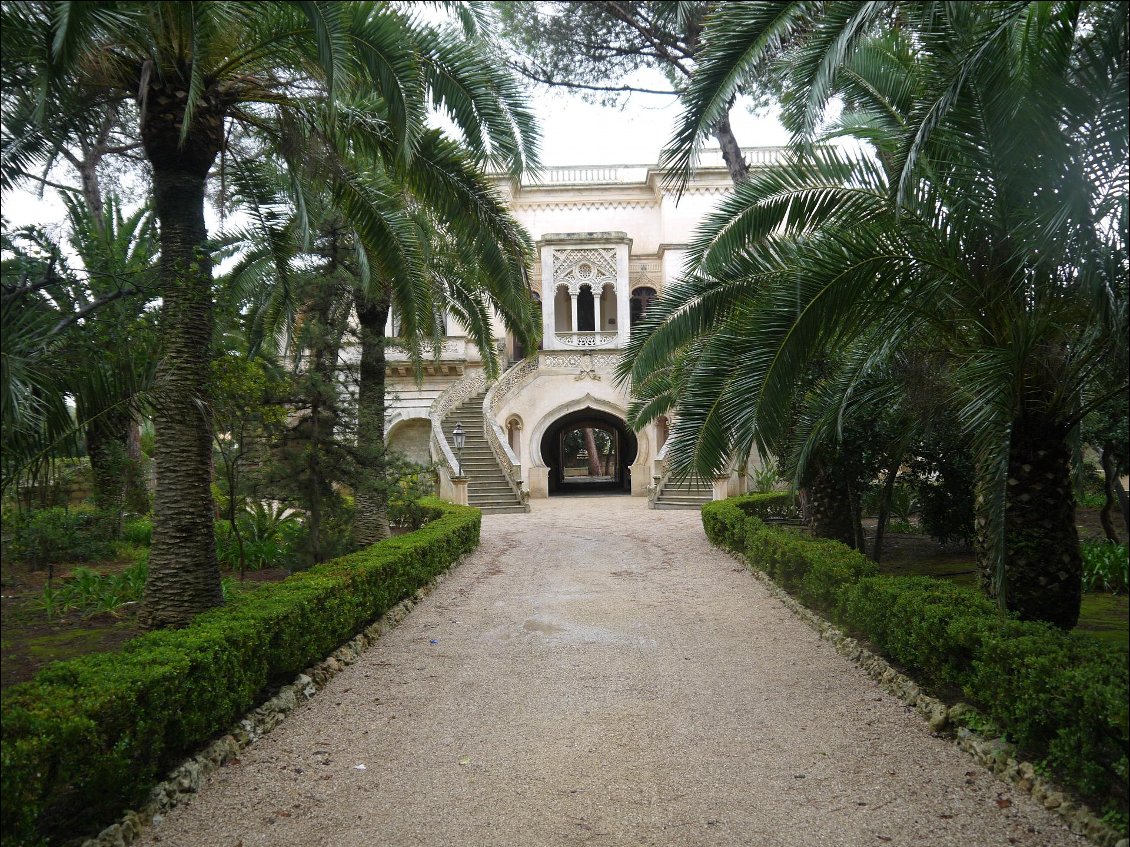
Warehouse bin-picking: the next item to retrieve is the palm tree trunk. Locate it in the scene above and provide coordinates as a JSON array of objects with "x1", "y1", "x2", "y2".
[
  {"x1": 583, "y1": 428, "x2": 603, "y2": 477},
  {"x1": 138, "y1": 89, "x2": 225, "y2": 628},
  {"x1": 123, "y1": 419, "x2": 150, "y2": 514},
  {"x1": 712, "y1": 114, "x2": 749, "y2": 183},
  {"x1": 352, "y1": 290, "x2": 392, "y2": 546},
  {"x1": 1100, "y1": 444, "x2": 1121, "y2": 543},
  {"x1": 805, "y1": 462, "x2": 856, "y2": 548},
  {"x1": 86, "y1": 414, "x2": 127, "y2": 534},
  {"x1": 979, "y1": 412, "x2": 1082, "y2": 629},
  {"x1": 871, "y1": 457, "x2": 902, "y2": 563}
]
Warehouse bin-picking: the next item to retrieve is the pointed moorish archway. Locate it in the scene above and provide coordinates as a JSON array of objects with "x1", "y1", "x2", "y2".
[{"x1": 539, "y1": 407, "x2": 637, "y2": 495}]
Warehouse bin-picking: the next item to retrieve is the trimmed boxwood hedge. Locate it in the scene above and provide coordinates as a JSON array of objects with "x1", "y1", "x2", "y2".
[
  {"x1": 704, "y1": 494, "x2": 1128, "y2": 824},
  {"x1": 1, "y1": 499, "x2": 480, "y2": 847}
]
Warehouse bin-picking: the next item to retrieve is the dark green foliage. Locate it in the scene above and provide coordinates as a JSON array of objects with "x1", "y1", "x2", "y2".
[
  {"x1": 703, "y1": 495, "x2": 1129, "y2": 824},
  {"x1": 119, "y1": 516, "x2": 152, "y2": 548},
  {"x1": 1082, "y1": 542, "x2": 1129, "y2": 594},
  {"x1": 0, "y1": 499, "x2": 480, "y2": 846},
  {"x1": 39, "y1": 556, "x2": 148, "y2": 620},
  {"x1": 905, "y1": 423, "x2": 976, "y2": 546},
  {"x1": 213, "y1": 503, "x2": 303, "y2": 573},
  {"x1": 1, "y1": 507, "x2": 117, "y2": 569}
]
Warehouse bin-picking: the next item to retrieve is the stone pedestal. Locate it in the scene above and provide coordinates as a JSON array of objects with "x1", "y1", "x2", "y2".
[{"x1": 451, "y1": 477, "x2": 469, "y2": 506}]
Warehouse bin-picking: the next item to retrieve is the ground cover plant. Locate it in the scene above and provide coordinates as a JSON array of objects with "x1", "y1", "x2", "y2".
[
  {"x1": 1, "y1": 499, "x2": 479, "y2": 847},
  {"x1": 704, "y1": 493, "x2": 1129, "y2": 832}
]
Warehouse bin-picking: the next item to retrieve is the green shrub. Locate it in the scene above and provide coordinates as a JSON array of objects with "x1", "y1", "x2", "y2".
[
  {"x1": 703, "y1": 495, "x2": 1129, "y2": 826},
  {"x1": 215, "y1": 503, "x2": 303, "y2": 572},
  {"x1": 0, "y1": 507, "x2": 117, "y2": 569},
  {"x1": 119, "y1": 516, "x2": 153, "y2": 548},
  {"x1": 1081, "y1": 541, "x2": 1129, "y2": 594},
  {"x1": 1, "y1": 499, "x2": 479, "y2": 846},
  {"x1": 39, "y1": 556, "x2": 148, "y2": 619}
]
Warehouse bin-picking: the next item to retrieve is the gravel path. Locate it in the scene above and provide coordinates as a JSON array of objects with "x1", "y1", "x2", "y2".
[{"x1": 150, "y1": 496, "x2": 1087, "y2": 847}]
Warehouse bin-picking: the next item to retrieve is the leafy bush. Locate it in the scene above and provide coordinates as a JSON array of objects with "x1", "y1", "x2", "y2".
[
  {"x1": 703, "y1": 495, "x2": 1128, "y2": 825},
  {"x1": 0, "y1": 506, "x2": 116, "y2": 569},
  {"x1": 39, "y1": 557, "x2": 148, "y2": 619},
  {"x1": 389, "y1": 468, "x2": 440, "y2": 529},
  {"x1": 1082, "y1": 541, "x2": 1129, "y2": 594},
  {"x1": 119, "y1": 516, "x2": 152, "y2": 548},
  {"x1": 1, "y1": 499, "x2": 479, "y2": 846},
  {"x1": 215, "y1": 502, "x2": 302, "y2": 572}
]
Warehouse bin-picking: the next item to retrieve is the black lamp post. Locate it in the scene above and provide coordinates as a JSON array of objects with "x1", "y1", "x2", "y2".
[{"x1": 452, "y1": 422, "x2": 465, "y2": 478}]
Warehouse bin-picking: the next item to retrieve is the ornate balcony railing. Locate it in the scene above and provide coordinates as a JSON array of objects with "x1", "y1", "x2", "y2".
[
  {"x1": 554, "y1": 331, "x2": 619, "y2": 349},
  {"x1": 386, "y1": 337, "x2": 466, "y2": 363}
]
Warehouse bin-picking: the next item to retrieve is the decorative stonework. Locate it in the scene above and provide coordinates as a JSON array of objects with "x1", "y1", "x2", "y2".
[
  {"x1": 541, "y1": 353, "x2": 619, "y2": 372},
  {"x1": 553, "y1": 247, "x2": 617, "y2": 295},
  {"x1": 554, "y1": 331, "x2": 618, "y2": 349}
]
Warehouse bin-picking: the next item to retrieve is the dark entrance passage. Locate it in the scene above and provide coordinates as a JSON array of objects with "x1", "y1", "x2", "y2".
[{"x1": 540, "y1": 409, "x2": 637, "y2": 495}]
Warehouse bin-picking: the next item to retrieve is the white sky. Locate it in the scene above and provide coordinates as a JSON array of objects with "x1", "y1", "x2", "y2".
[
  {"x1": 0, "y1": 77, "x2": 789, "y2": 232},
  {"x1": 534, "y1": 87, "x2": 789, "y2": 166}
]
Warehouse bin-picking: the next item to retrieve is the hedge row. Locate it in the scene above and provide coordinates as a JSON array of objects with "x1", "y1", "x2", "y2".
[
  {"x1": 1, "y1": 499, "x2": 480, "y2": 847},
  {"x1": 703, "y1": 494, "x2": 1128, "y2": 823}
]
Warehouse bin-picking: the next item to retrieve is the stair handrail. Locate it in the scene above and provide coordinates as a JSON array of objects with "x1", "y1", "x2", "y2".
[
  {"x1": 482, "y1": 356, "x2": 540, "y2": 502},
  {"x1": 428, "y1": 370, "x2": 488, "y2": 477}
]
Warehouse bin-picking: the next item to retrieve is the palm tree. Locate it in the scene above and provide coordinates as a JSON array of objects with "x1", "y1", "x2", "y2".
[
  {"x1": 626, "y1": 2, "x2": 1128, "y2": 627},
  {"x1": 1, "y1": 2, "x2": 539, "y2": 627}
]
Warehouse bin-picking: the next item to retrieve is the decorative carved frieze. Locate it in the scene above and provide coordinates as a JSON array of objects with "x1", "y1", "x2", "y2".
[
  {"x1": 540, "y1": 352, "x2": 619, "y2": 372},
  {"x1": 552, "y1": 247, "x2": 618, "y2": 295}
]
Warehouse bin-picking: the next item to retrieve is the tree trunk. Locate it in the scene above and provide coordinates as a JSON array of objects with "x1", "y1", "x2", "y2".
[
  {"x1": 977, "y1": 411, "x2": 1081, "y2": 629},
  {"x1": 352, "y1": 290, "x2": 392, "y2": 546},
  {"x1": 871, "y1": 459, "x2": 901, "y2": 563},
  {"x1": 1115, "y1": 475, "x2": 1129, "y2": 541},
  {"x1": 138, "y1": 86, "x2": 225, "y2": 629},
  {"x1": 583, "y1": 428, "x2": 603, "y2": 477},
  {"x1": 712, "y1": 113, "x2": 749, "y2": 184},
  {"x1": 86, "y1": 414, "x2": 127, "y2": 534},
  {"x1": 123, "y1": 419, "x2": 151, "y2": 514},
  {"x1": 805, "y1": 462, "x2": 856, "y2": 548},
  {"x1": 1100, "y1": 443, "x2": 1121, "y2": 544}
]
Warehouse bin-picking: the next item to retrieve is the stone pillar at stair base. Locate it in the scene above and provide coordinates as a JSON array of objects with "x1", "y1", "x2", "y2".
[
  {"x1": 712, "y1": 476, "x2": 731, "y2": 501},
  {"x1": 528, "y1": 465, "x2": 549, "y2": 499},
  {"x1": 451, "y1": 477, "x2": 469, "y2": 506}
]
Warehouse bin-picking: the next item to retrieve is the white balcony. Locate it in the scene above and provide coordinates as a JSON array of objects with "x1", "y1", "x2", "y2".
[
  {"x1": 384, "y1": 337, "x2": 468, "y2": 376},
  {"x1": 554, "y1": 331, "x2": 620, "y2": 349}
]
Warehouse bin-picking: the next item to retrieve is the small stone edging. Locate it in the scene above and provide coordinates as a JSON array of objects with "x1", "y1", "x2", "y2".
[
  {"x1": 729, "y1": 551, "x2": 1127, "y2": 847},
  {"x1": 79, "y1": 560, "x2": 465, "y2": 847}
]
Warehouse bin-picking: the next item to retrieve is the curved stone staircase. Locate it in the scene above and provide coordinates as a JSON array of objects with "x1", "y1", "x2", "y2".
[
  {"x1": 440, "y1": 391, "x2": 528, "y2": 514},
  {"x1": 653, "y1": 475, "x2": 714, "y2": 510}
]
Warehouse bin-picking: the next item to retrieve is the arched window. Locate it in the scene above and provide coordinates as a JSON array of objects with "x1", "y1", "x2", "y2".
[
  {"x1": 577, "y1": 284, "x2": 596, "y2": 331},
  {"x1": 630, "y1": 287, "x2": 657, "y2": 327}
]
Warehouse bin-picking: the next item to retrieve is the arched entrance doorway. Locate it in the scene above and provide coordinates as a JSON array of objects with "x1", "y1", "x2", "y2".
[{"x1": 539, "y1": 408, "x2": 637, "y2": 495}]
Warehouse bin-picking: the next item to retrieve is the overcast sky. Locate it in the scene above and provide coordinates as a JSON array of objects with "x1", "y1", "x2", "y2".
[
  {"x1": 535, "y1": 86, "x2": 788, "y2": 166},
  {"x1": 1, "y1": 74, "x2": 788, "y2": 232}
]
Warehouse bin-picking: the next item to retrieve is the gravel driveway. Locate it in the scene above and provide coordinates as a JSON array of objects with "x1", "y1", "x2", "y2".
[{"x1": 149, "y1": 496, "x2": 1088, "y2": 847}]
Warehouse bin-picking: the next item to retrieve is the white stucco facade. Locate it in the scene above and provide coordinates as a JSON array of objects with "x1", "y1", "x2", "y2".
[{"x1": 381, "y1": 149, "x2": 783, "y2": 507}]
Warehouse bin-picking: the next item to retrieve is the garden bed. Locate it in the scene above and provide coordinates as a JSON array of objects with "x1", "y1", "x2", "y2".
[
  {"x1": 703, "y1": 494, "x2": 1129, "y2": 834},
  {"x1": 1, "y1": 499, "x2": 480, "y2": 847}
]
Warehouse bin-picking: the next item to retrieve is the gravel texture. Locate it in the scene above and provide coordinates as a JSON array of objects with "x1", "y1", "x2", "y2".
[{"x1": 149, "y1": 496, "x2": 1089, "y2": 847}]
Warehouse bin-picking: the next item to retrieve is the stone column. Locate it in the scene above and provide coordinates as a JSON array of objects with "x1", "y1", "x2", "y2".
[
  {"x1": 451, "y1": 476, "x2": 469, "y2": 506},
  {"x1": 712, "y1": 474, "x2": 731, "y2": 501},
  {"x1": 570, "y1": 291, "x2": 579, "y2": 334}
]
